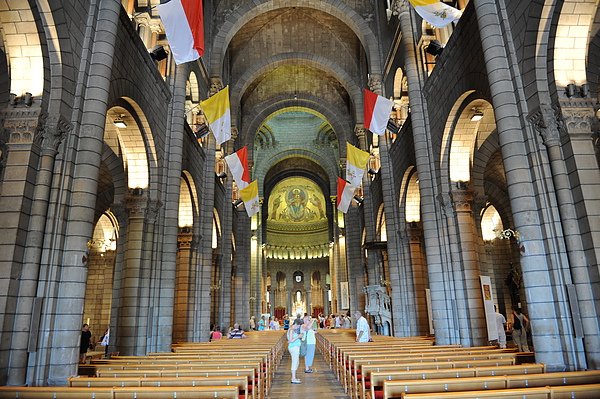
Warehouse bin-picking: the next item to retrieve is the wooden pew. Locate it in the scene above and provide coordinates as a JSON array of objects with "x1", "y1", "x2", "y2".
[
  {"x1": 0, "y1": 385, "x2": 239, "y2": 399},
  {"x1": 392, "y1": 384, "x2": 600, "y2": 399},
  {"x1": 382, "y1": 372, "x2": 600, "y2": 399},
  {"x1": 347, "y1": 354, "x2": 516, "y2": 397},
  {"x1": 95, "y1": 368, "x2": 258, "y2": 399},
  {"x1": 365, "y1": 364, "x2": 546, "y2": 399},
  {"x1": 69, "y1": 375, "x2": 250, "y2": 399}
]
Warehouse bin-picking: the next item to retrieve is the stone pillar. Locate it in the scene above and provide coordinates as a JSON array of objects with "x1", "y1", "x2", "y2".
[
  {"x1": 173, "y1": 227, "x2": 193, "y2": 342},
  {"x1": 474, "y1": 0, "x2": 583, "y2": 369},
  {"x1": 233, "y1": 208, "x2": 251, "y2": 327},
  {"x1": 450, "y1": 187, "x2": 487, "y2": 346},
  {"x1": 117, "y1": 189, "x2": 148, "y2": 355},
  {"x1": 407, "y1": 223, "x2": 430, "y2": 335},
  {"x1": 0, "y1": 108, "x2": 42, "y2": 385},
  {"x1": 108, "y1": 203, "x2": 128, "y2": 355},
  {"x1": 393, "y1": 0, "x2": 458, "y2": 344},
  {"x1": 3, "y1": 113, "x2": 71, "y2": 385},
  {"x1": 529, "y1": 102, "x2": 600, "y2": 369}
]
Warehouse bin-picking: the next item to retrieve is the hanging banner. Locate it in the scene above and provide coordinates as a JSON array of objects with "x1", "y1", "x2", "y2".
[
  {"x1": 480, "y1": 275, "x2": 498, "y2": 341},
  {"x1": 425, "y1": 288, "x2": 434, "y2": 335},
  {"x1": 340, "y1": 281, "x2": 349, "y2": 310}
]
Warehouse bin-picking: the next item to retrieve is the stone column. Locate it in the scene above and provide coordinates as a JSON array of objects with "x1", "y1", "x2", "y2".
[
  {"x1": 0, "y1": 108, "x2": 43, "y2": 385},
  {"x1": 474, "y1": 0, "x2": 583, "y2": 369},
  {"x1": 450, "y1": 187, "x2": 487, "y2": 346},
  {"x1": 4, "y1": 113, "x2": 71, "y2": 385},
  {"x1": 407, "y1": 223, "x2": 430, "y2": 335},
  {"x1": 108, "y1": 204, "x2": 129, "y2": 355},
  {"x1": 173, "y1": 227, "x2": 193, "y2": 342},
  {"x1": 393, "y1": 0, "x2": 458, "y2": 343},
  {"x1": 529, "y1": 102, "x2": 600, "y2": 369},
  {"x1": 233, "y1": 208, "x2": 251, "y2": 327},
  {"x1": 117, "y1": 189, "x2": 148, "y2": 355}
]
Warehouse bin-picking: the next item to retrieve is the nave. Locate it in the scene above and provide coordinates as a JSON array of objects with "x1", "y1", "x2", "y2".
[{"x1": 1, "y1": 329, "x2": 600, "y2": 398}]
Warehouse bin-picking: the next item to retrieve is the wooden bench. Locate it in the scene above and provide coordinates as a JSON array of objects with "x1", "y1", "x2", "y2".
[
  {"x1": 382, "y1": 373, "x2": 600, "y2": 399},
  {"x1": 0, "y1": 385, "x2": 239, "y2": 399},
  {"x1": 393, "y1": 383, "x2": 600, "y2": 399},
  {"x1": 345, "y1": 350, "x2": 516, "y2": 394},
  {"x1": 69, "y1": 375, "x2": 250, "y2": 399},
  {"x1": 365, "y1": 364, "x2": 546, "y2": 399},
  {"x1": 347, "y1": 355, "x2": 516, "y2": 398}
]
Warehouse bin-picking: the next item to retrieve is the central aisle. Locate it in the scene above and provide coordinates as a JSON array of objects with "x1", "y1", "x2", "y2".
[{"x1": 268, "y1": 349, "x2": 350, "y2": 398}]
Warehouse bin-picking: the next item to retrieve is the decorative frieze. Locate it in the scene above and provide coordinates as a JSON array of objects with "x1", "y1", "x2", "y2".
[
  {"x1": 1, "y1": 108, "x2": 43, "y2": 145},
  {"x1": 209, "y1": 77, "x2": 224, "y2": 96},
  {"x1": 391, "y1": 0, "x2": 409, "y2": 16},
  {"x1": 558, "y1": 98, "x2": 597, "y2": 136},
  {"x1": 145, "y1": 199, "x2": 163, "y2": 223},
  {"x1": 450, "y1": 188, "x2": 473, "y2": 213},
  {"x1": 368, "y1": 74, "x2": 383, "y2": 94}
]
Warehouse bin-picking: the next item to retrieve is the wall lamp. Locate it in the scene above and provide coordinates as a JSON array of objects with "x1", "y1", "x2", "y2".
[
  {"x1": 113, "y1": 115, "x2": 127, "y2": 128},
  {"x1": 353, "y1": 195, "x2": 364, "y2": 205},
  {"x1": 470, "y1": 108, "x2": 484, "y2": 122},
  {"x1": 368, "y1": 168, "x2": 379, "y2": 176},
  {"x1": 150, "y1": 45, "x2": 169, "y2": 61},
  {"x1": 216, "y1": 171, "x2": 227, "y2": 179},
  {"x1": 425, "y1": 40, "x2": 444, "y2": 57},
  {"x1": 232, "y1": 199, "x2": 243, "y2": 208}
]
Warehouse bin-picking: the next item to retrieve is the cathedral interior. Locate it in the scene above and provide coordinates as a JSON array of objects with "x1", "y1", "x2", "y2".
[{"x1": 0, "y1": 0, "x2": 600, "y2": 388}]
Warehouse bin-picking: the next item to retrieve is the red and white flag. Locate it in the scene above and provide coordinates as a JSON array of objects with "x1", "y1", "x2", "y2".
[
  {"x1": 225, "y1": 146, "x2": 251, "y2": 189},
  {"x1": 158, "y1": 0, "x2": 204, "y2": 65},
  {"x1": 337, "y1": 177, "x2": 357, "y2": 214},
  {"x1": 364, "y1": 88, "x2": 394, "y2": 135}
]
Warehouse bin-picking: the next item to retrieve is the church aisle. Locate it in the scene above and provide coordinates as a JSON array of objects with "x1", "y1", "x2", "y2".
[{"x1": 268, "y1": 349, "x2": 350, "y2": 398}]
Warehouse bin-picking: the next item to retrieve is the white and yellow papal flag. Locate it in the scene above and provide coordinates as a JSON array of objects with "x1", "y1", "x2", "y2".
[
  {"x1": 200, "y1": 86, "x2": 231, "y2": 145},
  {"x1": 239, "y1": 180, "x2": 260, "y2": 217},
  {"x1": 346, "y1": 143, "x2": 371, "y2": 187},
  {"x1": 409, "y1": 0, "x2": 462, "y2": 28}
]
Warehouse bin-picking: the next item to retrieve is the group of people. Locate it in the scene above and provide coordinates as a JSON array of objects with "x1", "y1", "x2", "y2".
[
  {"x1": 495, "y1": 306, "x2": 530, "y2": 352},
  {"x1": 79, "y1": 324, "x2": 110, "y2": 363},
  {"x1": 249, "y1": 315, "x2": 281, "y2": 331},
  {"x1": 315, "y1": 312, "x2": 352, "y2": 329},
  {"x1": 286, "y1": 310, "x2": 371, "y2": 384}
]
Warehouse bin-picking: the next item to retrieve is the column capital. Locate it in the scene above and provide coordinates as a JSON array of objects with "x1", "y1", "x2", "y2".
[
  {"x1": 40, "y1": 114, "x2": 73, "y2": 153},
  {"x1": 354, "y1": 126, "x2": 368, "y2": 150},
  {"x1": 450, "y1": 188, "x2": 474, "y2": 213},
  {"x1": 406, "y1": 222, "x2": 422, "y2": 243},
  {"x1": 391, "y1": 0, "x2": 410, "y2": 16},
  {"x1": 528, "y1": 103, "x2": 562, "y2": 147},
  {"x1": 436, "y1": 192, "x2": 455, "y2": 218},
  {"x1": 124, "y1": 189, "x2": 148, "y2": 218},
  {"x1": 558, "y1": 98, "x2": 597, "y2": 136},
  {"x1": 368, "y1": 74, "x2": 383, "y2": 95},
  {"x1": 178, "y1": 226, "x2": 193, "y2": 249},
  {"x1": 1, "y1": 107, "x2": 44, "y2": 145},
  {"x1": 209, "y1": 77, "x2": 224, "y2": 96},
  {"x1": 145, "y1": 199, "x2": 163, "y2": 223}
]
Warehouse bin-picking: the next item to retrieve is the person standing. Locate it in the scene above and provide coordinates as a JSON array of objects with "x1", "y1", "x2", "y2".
[
  {"x1": 249, "y1": 316, "x2": 256, "y2": 331},
  {"x1": 287, "y1": 318, "x2": 304, "y2": 384},
  {"x1": 302, "y1": 316, "x2": 316, "y2": 373},
  {"x1": 494, "y1": 306, "x2": 507, "y2": 349},
  {"x1": 258, "y1": 315, "x2": 266, "y2": 331},
  {"x1": 512, "y1": 309, "x2": 530, "y2": 352},
  {"x1": 79, "y1": 323, "x2": 92, "y2": 363},
  {"x1": 354, "y1": 311, "x2": 371, "y2": 342},
  {"x1": 99, "y1": 327, "x2": 110, "y2": 357}
]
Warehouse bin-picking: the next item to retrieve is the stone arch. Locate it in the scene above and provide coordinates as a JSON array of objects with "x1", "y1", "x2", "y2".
[
  {"x1": 182, "y1": 170, "x2": 200, "y2": 226},
  {"x1": 242, "y1": 96, "x2": 352, "y2": 157},
  {"x1": 255, "y1": 149, "x2": 338, "y2": 196},
  {"x1": 105, "y1": 103, "x2": 153, "y2": 191},
  {"x1": 552, "y1": 0, "x2": 598, "y2": 91},
  {"x1": 209, "y1": 0, "x2": 381, "y2": 77},
  {"x1": 212, "y1": 208, "x2": 221, "y2": 250},
  {"x1": 440, "y1": 92, "x2": 496, "y2": 189},
  {"x1": 404, "y1": 170, "x2": 421, "y2": 223},
  {"x1": 392, "y1": 68, "x2": 404, "y2": 99},
  {"x1": 231, "y1": 52, "x2": 362, "y2": 121},
  {"x1": 376, "y1": 204, "x2": 387, "y2": 241},
  {"x1": 178, "y1": 176, "x2": 194, "y2": 228},
  {"x1": 96, "y1": 143, "x2": 127, "y2": 222},
  {"x1": 0, "y1": 2, "x2": 44, "y2": 100},
  {"x1": 472, "y1": 129, "x2": 500, "y2": 198}
]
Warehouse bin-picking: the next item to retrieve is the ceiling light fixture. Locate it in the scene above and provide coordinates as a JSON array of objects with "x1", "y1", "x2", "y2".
[{"x1": 470, "y1": 108, "x2": 484, "y2": 122}]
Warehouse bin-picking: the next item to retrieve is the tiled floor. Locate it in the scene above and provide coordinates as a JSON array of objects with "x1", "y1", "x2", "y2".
[{"x1": 268, "y1": 350, "x2": 350, "y2": 398}]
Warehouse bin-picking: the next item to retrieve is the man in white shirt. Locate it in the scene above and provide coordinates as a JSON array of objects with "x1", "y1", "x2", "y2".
[
  {"x1": 353, "y1": 311, "x2": 370, "y2": 342},
  {"x1": 494, "y1": 305, "x2": 507, "y2": 349}
]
